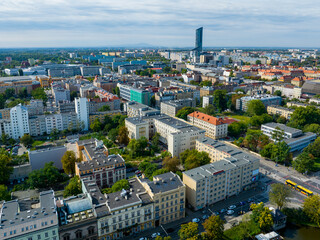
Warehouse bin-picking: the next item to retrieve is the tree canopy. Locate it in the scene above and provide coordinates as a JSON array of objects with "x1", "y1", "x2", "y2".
[
  {"x1": 250, "y1": 202, "x2": 274, "y2": 232},
  {"x1": 0, "y1": 153, "x2": 13, "y2": 184},
  {"x1": 178, "y1": 222, "x2": 199, "y2": 240},
  {"x1": 303, "y1": 195, "x2": 320, "y2": 227},
  {"x1": 61, "y1": 151, "x2": 79, "y2": 175},
  {"x1": 228, "y1": 121, "x2": 248, "y2": 138},
  {"x1": 163, "y1": 156, "x2": 180, "y2": 172},
  {"x1": 176, "y1": 107, "x2": 196, "y2": 120},
  {"x1": 202, "y1": 215, "x2": 224, "y2": 240},
  {"x1": 118, "y1": 126, "x2": 129, "y2": 145},
  {"x1": 20, "y1": 134, "x2": 34, "y2": 147},
  {"x1": 292, "y1": 152, "x2": 315, "y2": 173},
  {"x1": 180, "y1": 149, "x2": 210, "y2": 170},
  {"x1": 269, "y1": 183, "x2": 291, "y2": 210},
  {"x1": 288, "y1": 106, "x2": 320, "y2": 129},
  {"x1": 246, "y1": 100, "x2": 266, "y2": 116},
  {"x1": 63, "y1": 176, "x2": 82, "y2": 197},
  {"x1": 213, "y1": 90, "x2": 228, "y2": 112}
]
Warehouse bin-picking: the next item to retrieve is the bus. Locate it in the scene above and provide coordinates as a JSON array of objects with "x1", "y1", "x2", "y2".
[
  {"x1": 285, "y1": 180, "x2": 313, "y2": 196},
  {"x1": 296, "y1": 185, "x2": 313, "y2": 197}
]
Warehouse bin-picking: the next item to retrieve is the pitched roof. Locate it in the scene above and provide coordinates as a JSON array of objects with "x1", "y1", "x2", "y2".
[{"x1": 188, "y1": 111, "x2": 236, "y2": 126}]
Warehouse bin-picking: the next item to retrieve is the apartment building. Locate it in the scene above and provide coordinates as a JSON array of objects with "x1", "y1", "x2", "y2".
[
  {"x1": 0, "y1": 108, "x2": 11, "y2": 119},
  {"x1": 10, "y1": 103, "x2": 30, "y2": 139},
  {"x1": 0, "y1": 190, "x2": 59, "y2": 240},
  {"x1": 75, "y1": 139, "x2": 126, "y2": 188},
  {"x1": 139, "y1": 172, "x2": 185, "y2": 226},
  {"x1": 0, "y1": 76, "x2": 41, "y2": 94},
  {"x1": 202, "y1": 95, "x2": 214, "y2": 108},
  {"x1": 26, "y1": 100, "x2": 44, "y2": 116},
  {"x1": 160, "y1": 98, "x2": 196, "y2": 117},
  {"x1": 57, "y1": 194, "x2": 98, "y2": 240},
  {"x1": 82, "y1": 178, "x2": 154, "y2": 240},
  {"x1": 188, "y1": 111, "x2": 236, "y2": 139},
  {"x1": 124, "y1": 101, "x2": 160, "y2": 118},
  {"x1": 52, "y1": 86, "x2": 70, "y2": 105},
  {"x1": 236, "y1": 95, "x2": 282, "y2": 112},
  {"x1": 125, "y1": 115, "x2": 205, "y2": 157},
  {"x1": 267, "y1": 105, "x2": 294, "y2": 119},
  {"x1": 261, "y1": 122, "x2": 316, "y2": 152},
  {"x1": 183, "y1": 137, "x2": 260, "y2": 210},
  {"x1": 0, "y1": 119, "x2": 12, "y2": 137},
  {"x1": 75, "y1": 97, "x2": 89, "y2": 131}
]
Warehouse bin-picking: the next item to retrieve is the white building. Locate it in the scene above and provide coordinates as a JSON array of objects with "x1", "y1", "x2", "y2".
[
  {"x1": 10, "y1": 104, "x2": 29, "y2": 139},
  {"x1": 75, "y1": 97, "x2": 89, "y2": 131},
  {"x1": 202, "y1": 95, "x2": 214, "y2": 108}
]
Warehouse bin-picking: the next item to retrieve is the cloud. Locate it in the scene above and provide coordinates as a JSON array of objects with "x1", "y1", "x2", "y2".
[{"x1": 0, "y1": 0, "x2": 320, "y2": 47}]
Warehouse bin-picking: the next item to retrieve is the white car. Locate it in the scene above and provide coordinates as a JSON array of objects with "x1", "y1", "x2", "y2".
[
  {"x1": 220, "y1": 208, "x2": 226, "y2": 213},
  {"x1": 140, "y1": 238, "x2": 147, "y2": 240},
  {"x1": 228, "y1": 205, "x2": 236, "y2": 210},
  {"x1": 227, "y1": 210, "x2": 234, "y2": 215},
  {"x1": 151, "y1": 232, "x2": 160, "y2": 238},
  {"x1": 192, "y1": 218, "x2": 200, "y2": 223}
]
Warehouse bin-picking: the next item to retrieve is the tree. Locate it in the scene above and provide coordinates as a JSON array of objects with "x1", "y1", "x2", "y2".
[
  {"x1": 288, "y1": 106, "x2": 320, "y2": 129},
  {"x1": 271, "y1": 141, "x2": 290, "y2": 164},
  {"x1": 5, "y1": 88, "x2": 15, "y2": 98},
  {"x1": 111, "y1": 179, "x2": 130, "y2": 192},
  {"x1": 242, "y1": 129, "x2": 270, "y2": 152},
  {"x1": 50, "y1": 128, "x2": 60, "y2": 140},
  {"x1": 0, "y1": 185, "x2": 11, "y2": 201},
  {"x1": 98, "y1": 105, "x2": 110, "y2": 112},
  {"x1": 31, "y1": 87, "x2": 48, "y2": 103},
  {"x1": 269, "y1": 183, "x2": 291, "y2": 210},
  {"x1": 176, "y1": 107, "x2": 196, "y2": 120},
  {"x1": 127, "y1": 137, "x2": 149, "y2": 158},
  {"x1": 178, "y1": 222, "x2": 199, "y2": 240},
  {"x1": 274, "y1": 90, "x2": 282, "y2": 96},
  {"x1": 151, "y1": 132, "x2": 160, "y2": 152},
  {"x1": 108, "y1": 128, "x2": 118, "y2": 142},
  {"x1": 202, "y1": 104, "x2": 216, "y2": 116},
  {"x1": 249, "y1": 114, "x2": 273, "y2": 127},
  {"x1": 304, "y1": 124, "x2": 320, "y2": 135},
  {"x1": 260, "y1": 142, "x2": 274, "y2": 158},
  {"x1": 228, "y1": 121, "x2": 248, "y2": 138},
  {"x1": 138, "y1": 161, "x2": 158, "y2": 179},
  {"x1": 63, "y1": 176, "x2": 82, "y2": 197},
  {"x1": 163, "y1": 156, "x2": 180, "y2": 172},
  {"x1": 1, "y1": 134, "x2": 9, "y2": 145},
  {"x1": 213, "y1": 90, "x2": 228, "y2": 112},
  {"x1": 277, "y1": 116, "x2": 287, "y2": 124},
  {"x1": 18, "y1": 87, "x2": 27, "y2": 99},
  {"x1": 20, "y1": 134, "x2": 34, "y2": 147},
  {"x1": 112, "y1": 87, "x2": 120, "y2": 96},
  {"x1": 200, "y1": 81, "x2": 212, "y2": 87},
  {"x1": 246, "y1": 100, "x2": 266, "y2": 116},
  {"x1": 150, "y1": 95, "x2": 156, "y2": 107},
  {"x1": 292, "y1": 152, "x2": 315, "y2": 174},
  {"x1": 180, "y1": 149, "x2": 210, "y2": 170},
  {"x1": 250, "y1": 202, "x2": 273, "y2": 232},
  {"x1": 303, "y1": 195, "x2": 320, "y2": 227},
  {"x1": 0, "y1": 154, "x2": 13, "y2": 184},
  {"x1": 304, "y1": 137, "x2": 320, "y2": 158},
  {"x1": 202, "y1": 215, "x2": 224, "y2": 240},
  {"x1": 271, "y1": 127, "x2": 285, "y2": 142},
  {"x1": 70, "y1": 91, "x2": 78, "y2": 101},
  {"x1": 0, "y1": 94, "x2": 5, "y2": 109},
  {"x1": 118, "y1": 126, "x2": 129, "y2": 145},
  {"x1": 90, "y1": 119, "x2": 102, "y2": 132},
  {"x1": 181, "y1": 68, "x2": 187, "y2": 74},
  {"x1": 61, "y1": 151, "x2": 78, "y2": 175}
]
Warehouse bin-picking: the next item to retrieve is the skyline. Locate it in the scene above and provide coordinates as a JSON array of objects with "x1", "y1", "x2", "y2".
[{"x1": 1, "y1": 0, "x2": 320, "y2": 48}]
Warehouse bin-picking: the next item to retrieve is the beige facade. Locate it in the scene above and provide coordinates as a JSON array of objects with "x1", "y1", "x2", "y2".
[
  {"x1": 160, "y1": 98, "x2": 195, "y2": 117},
  {"x1": 183, "y1": 137, "x2": 260, "y2": 210},
  {"x1": 267, "y1": 105, "x2": 294, "y2": 119}
]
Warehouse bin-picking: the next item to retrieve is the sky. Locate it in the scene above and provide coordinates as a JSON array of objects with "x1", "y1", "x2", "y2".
[{"x1": 0, "y1": 0, "x2": 320, "y2": 48}]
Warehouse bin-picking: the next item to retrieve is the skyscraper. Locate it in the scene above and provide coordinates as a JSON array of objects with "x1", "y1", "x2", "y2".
[{"x1": 194, "y1": 27, "x2": 203, "y2": 56}]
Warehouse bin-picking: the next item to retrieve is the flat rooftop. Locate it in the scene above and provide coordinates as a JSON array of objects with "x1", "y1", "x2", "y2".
[{"x1": 262, "y1": 122, "x2": 302, "y2": 135}]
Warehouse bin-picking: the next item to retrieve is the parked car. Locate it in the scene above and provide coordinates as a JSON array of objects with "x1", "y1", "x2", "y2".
[
  {"x1": 228, "y1": 205, "x2": 236, "y2": 210},
  {"x1": 139, "y1": 238, "x2": 147, "y2": 240},
  {"x1": 220, "y1": 208, "x2": 226, "y2": 214},
  {"x1": 227, "y1": 210, "x2": 234, "y2": 215},
  {"x1": 151, "y1": 232, "x2": 160, "y2": 238},
  {"x1": 202, "y1": 215, "x2": 209, "y2": 220},
  {"x1": 192, "y1": 218, "x2": 200, "y2": 223}
]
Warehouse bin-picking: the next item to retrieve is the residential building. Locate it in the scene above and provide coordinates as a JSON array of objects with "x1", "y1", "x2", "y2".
[
  {"x1": 0, "y1": 119, "x2": 12, "y2": 137},
  {"x1": 130, "y1": 88, "x2": 151, "y2": 106},
  {"x1": 28, "y1": 146, "x2": 67, "y2": 170},
  {"x1": 89, "y1": 110, "x2": 122, "y2": 125},
  {"x1": 236, "y1": 95, "x2": 282, "y2": 112},
  {"x1": 183, "y1": 137, "x2": 260, "y2": 210},
  {"x1": 138, "y1": 172, "x2": 185, "y2": 226},
  {"x1": 267, "y1": 105, "x2": 294, "y2": 119},
  {"x1": 75, "y1": 138, "x2": 126, "y2": 188},
  {"x1": 82, "y1": 177, "x2": 154, "y2": 240},
  {"x1": 261, "y1": 122, "x2": 316, "y2": 152},
  {"x1": 52, "y1": 86, "x2": 70, "y2": 105},
  {"x1": 0, "y1": 108, "x2": 11, "y2": 119},
  {"x1": 26, "y1": 100, "x2": 44, "y2": 116},
  {"x1": 58, "y1": 101, "x2": 76, "y2": 113},
  {"x1": 125, "y1": 115, "x2": 205, "y2": 157},
  {"x1": 10, "y1": 104, "x2": 29, "y2": 139},
  {"x1": 75, "y1": 97, "x2": 89, "y2": 131},
  {"x1": 202, "y1": 95, "x2": 214, "y2": 108},
  {"x1": 0, "y1": 190, "x2": 59, "y2": 240},
  {"x1": 188, "y1": 111, "x2": 236, "y2": 139},
  {"x1": 57, "y1": 194, "x2": 98, "y2": 240},
  {"x1": 255, "y1": 231, "x2": 282, "y2": 240},
  {"x1": 0, "y1": 76, "x2": 41, "y2": 94},
  {"x1": 160, "y1": 98, "x2": 196, "y2": 117},
  {"x1": 124, "y1": 101, "x2": 160, "y2": 118}
]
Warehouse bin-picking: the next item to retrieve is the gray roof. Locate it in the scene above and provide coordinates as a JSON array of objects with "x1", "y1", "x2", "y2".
[
  {"x1": 284, "y1": 131, "x2": 317, "y2": 144},
  {"x1": 262, "y1": 122, "x2": 301, "y2": 135},
  {"x1": 144, "y1": 172, "x2": 184, "y2": 194},
  {"x1": 161, "y1": 98, "x2": 195, "y2": 108}
]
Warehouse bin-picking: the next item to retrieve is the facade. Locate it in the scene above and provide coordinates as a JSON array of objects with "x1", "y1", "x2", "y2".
[
  {"x1": 160, "y1": 98, "x2": 196, "y2": 117},
  {"x1": 125, "y1": 115, "x2": 205, "y2": 157},
  {"x1": 26, "y1": 100, "x2": 44, "y2": 116},
  {"x1": 184, "y1": 137, "x2": 260, "y2": 210},
  {"x1": 10, "y1": 104, "x2": 29, "y2": 139},
  {"x1": 52, "y1": 87, "x2": 71, "y2": 105},
  {"x1": 236, "y1": 95, "x2": 282, "y2": 112},
  {"x1": 82, "y1": 178, "x2": 154, "y2": 240},
  {"x1": 261, "y1": 122, "x2": 316, "y2": 152},
  {"x1": 139, "y1": 172, "x2": 186, "y2": 227},
  {"x1": 0, "y1": 190, "x2": 59, "y2": 240},
  {"x1": 57, "y1": 194, "x2": 98, "y2": 240},
  {"x1": 194, "y1": 27, "x2": 203, "y2": 57},
  {"x1": 0, "y1": 119, "x2": 12, "y2": 137},
  {"x1": 0, "y1": 108, "x2": 11, "y2": 119},
  {"x1": 124, "y1": 101, "x2": 160, "y2": 118},
  {"x1": 202, "y1": 95, "x2": 214, "y2": 108},
  {"x1": 188, "y1": 111, "x2": 236, "y2": 139},
  {"x1": 28, "y1": 146, "x2": 67, "y2": 170},
  {"x1": 130, "y1": 88, "x2": 150, "y2": 106},
  {"x1": 267, "y1": 105, "x2": 294, "y2": 119},
  {"x1": 75, "y1": 97, "x2": 89, "y2": 131},
  {"x1": 75, "y1": 139, "x2": 126, "y2": 188}
]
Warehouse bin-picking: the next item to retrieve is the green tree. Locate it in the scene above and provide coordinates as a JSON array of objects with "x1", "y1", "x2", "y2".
[
  {"x1": 277, "y1": 116, "x2": 287, "y2": 124},
  {"x1": 0, "y1": 185, "x2": 11, "y2": 201},
  {"x1": 138, "y1": 161, "x2": 158, "y2": 179},
  {"x1": 151, "y1": 132, "x2": 160, "y2": 152},
  {"x1": 18, "y1": 87, "x2": 28, "y2": 99},
  {"x1": 108, "y1": 128, "x2": 118, "y2": 142},
  {"x1": 303, "y1": 195, "x2": 320, "y2": 227},
  {"x1": 176, "y1": 107, "x2": 196, "y2": 120},
  {"x1": 150, "y1": 95, "x2": 156, "y2": 107},
  {"x1": 31, "y1": 87, "x2": 48, "y2": 103},
  {"x1": 111, "y1": 179, "x2": 130, "y2": 192},
  {"x1": 0, "y1": 154, "x2": 13, "y2": 184},
  {"x1": 61, "y1": 151, "x2": 78, "y2": 175},
  {"x1": 90, "y1": 119, "x2": 102, "y2": 132},
  {"x1": 271, "y1": 141, "x2": 290, "y2": 164},
  {"x1": 70, "y1": 91, "x2": 78, "y2": 101},
  {"x1": 155, "y1": 236, "x2": 172, "y2": 240},
  {"x1": 228, "y1": 121, "x2": 248, "y2": 138},
  {"x1": 260, "y1": 142, "x2": 274, "y2": 158},
  {"x1": 118, "y1": 126, "x2": 129, "y2": 145},
  {"x1": 304, "y1": 137, "x2": 320, "y2": 158},
  {"x1": 304, "y1": 124, "x2": 320, "y2": 135},
  {"x1": 249, "y1": 114, "x2": 273, "y2": 127},
  {"x1": 242, "y1": 129, "x2": 270, "y2": 152},
  {"x1": 112, "y1": 87, "x2": 120, "y2": 96},
  {"x1": 63, "y1": 176, "x2": 82, "y2": 197},
  {"x1": 288, "y1": 106, "x2": 320, "y2": 129},
  {"x1": 274, "y1": 90, "x2": 282, "y2": 96},
  {"x1": 20, "y1": 134, "x2": 34, "y2": 147},
  {"x1": 151, "y1": 169, "x2": 169, "y2": 179},
  {"x1": 1, "y1": 134, "x2": 9, "y2": 145},
  {"x1": 200, "y1": 81, "x2": 212, "y2": 87},
  {"x1": 50, "y1": 128, "x2": 60, "y2": 140},
  {"x1": 202, "y1": 104, "x2": 216, "y2": 116},
  {"x1": 250, "y1": 202, "x2": 273, "y2": 232},
  {"x1": 246, "y1": 100, "x2": 266, "y2": 116},
  {"x1": 269, "y1": 183, "x2": 291, "y2": 210},
  {"x1": 180, "y1": 149, "x2": 210, "y2": 170},
  {"x1": 213, "y1": 90, "x2": 228, "y2": 112},
  {"x1": 181, "y1": 68, "x2": 187, "y2": 74},
  {"x1": 202, "y1": 215, "x2": 224, "y2": 240},
  {"x1": 5, "y1": 88, "x2": 15, "y2": 98},
  {"x1": 127, "y1": 137, "x2": 149, "y2": 158},
  {"x1": 271, "y1": 127, "x2": 285, "y2": 142},
  {"x1": 163, "y1": 156, "x2": 180, "y2": 172},
  {"x1": 292, "y1": 152, "x2": 315, "y2": 173},
  {"x1": 0, "y1": 94, "x2": 5, "y2": 109},
  {"x1": 98, "y1": 105, "x2": 110, "y2": 112},
  {"x1": 178, "y1": 222, "x2": 199, "y2": 240}
]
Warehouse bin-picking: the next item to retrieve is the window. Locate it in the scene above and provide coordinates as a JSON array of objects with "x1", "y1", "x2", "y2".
[
  {"x1": 63, "y1": 234, "x2": 70, "y2": 240},
  {"x1": 88, "y1": 227, "x2": 95, "y2": 235},
  {"x1": 52, "y1": 230, "x2": 56, "y2": 235},
  {"x1": 45, "y1": 232, "x2": 48, "y2": 238},
  {"x1": 37, "y1": 235, "x2": 41, "y2": 239},
  {"x1": 75, "y1": 230, "x2": 82, "y2": 239}
]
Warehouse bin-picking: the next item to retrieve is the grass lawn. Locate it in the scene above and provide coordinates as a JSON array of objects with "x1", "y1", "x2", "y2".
[
  {"x1": 224, "y1": 112, "x2": 250, "y2": 122},
  {"x1": 32, "y1": 140, "x2": 45, "y2": 147}
]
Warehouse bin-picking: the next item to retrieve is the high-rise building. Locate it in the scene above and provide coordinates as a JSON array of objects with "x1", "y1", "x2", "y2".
[
  {"x1": 75, "y1": 97, "x2": 89, "y2": 131},
  {"x1": 10, "y1": 103, "x2": 29, "y2": 139},
  {"x1": 194, "y1": 27, "x2": 203, "y2": 57}
]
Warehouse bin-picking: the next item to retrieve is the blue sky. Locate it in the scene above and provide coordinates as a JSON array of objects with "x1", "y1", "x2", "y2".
[{"x1": 0, "y1": 0, "x2": 319, "y2": 48}]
